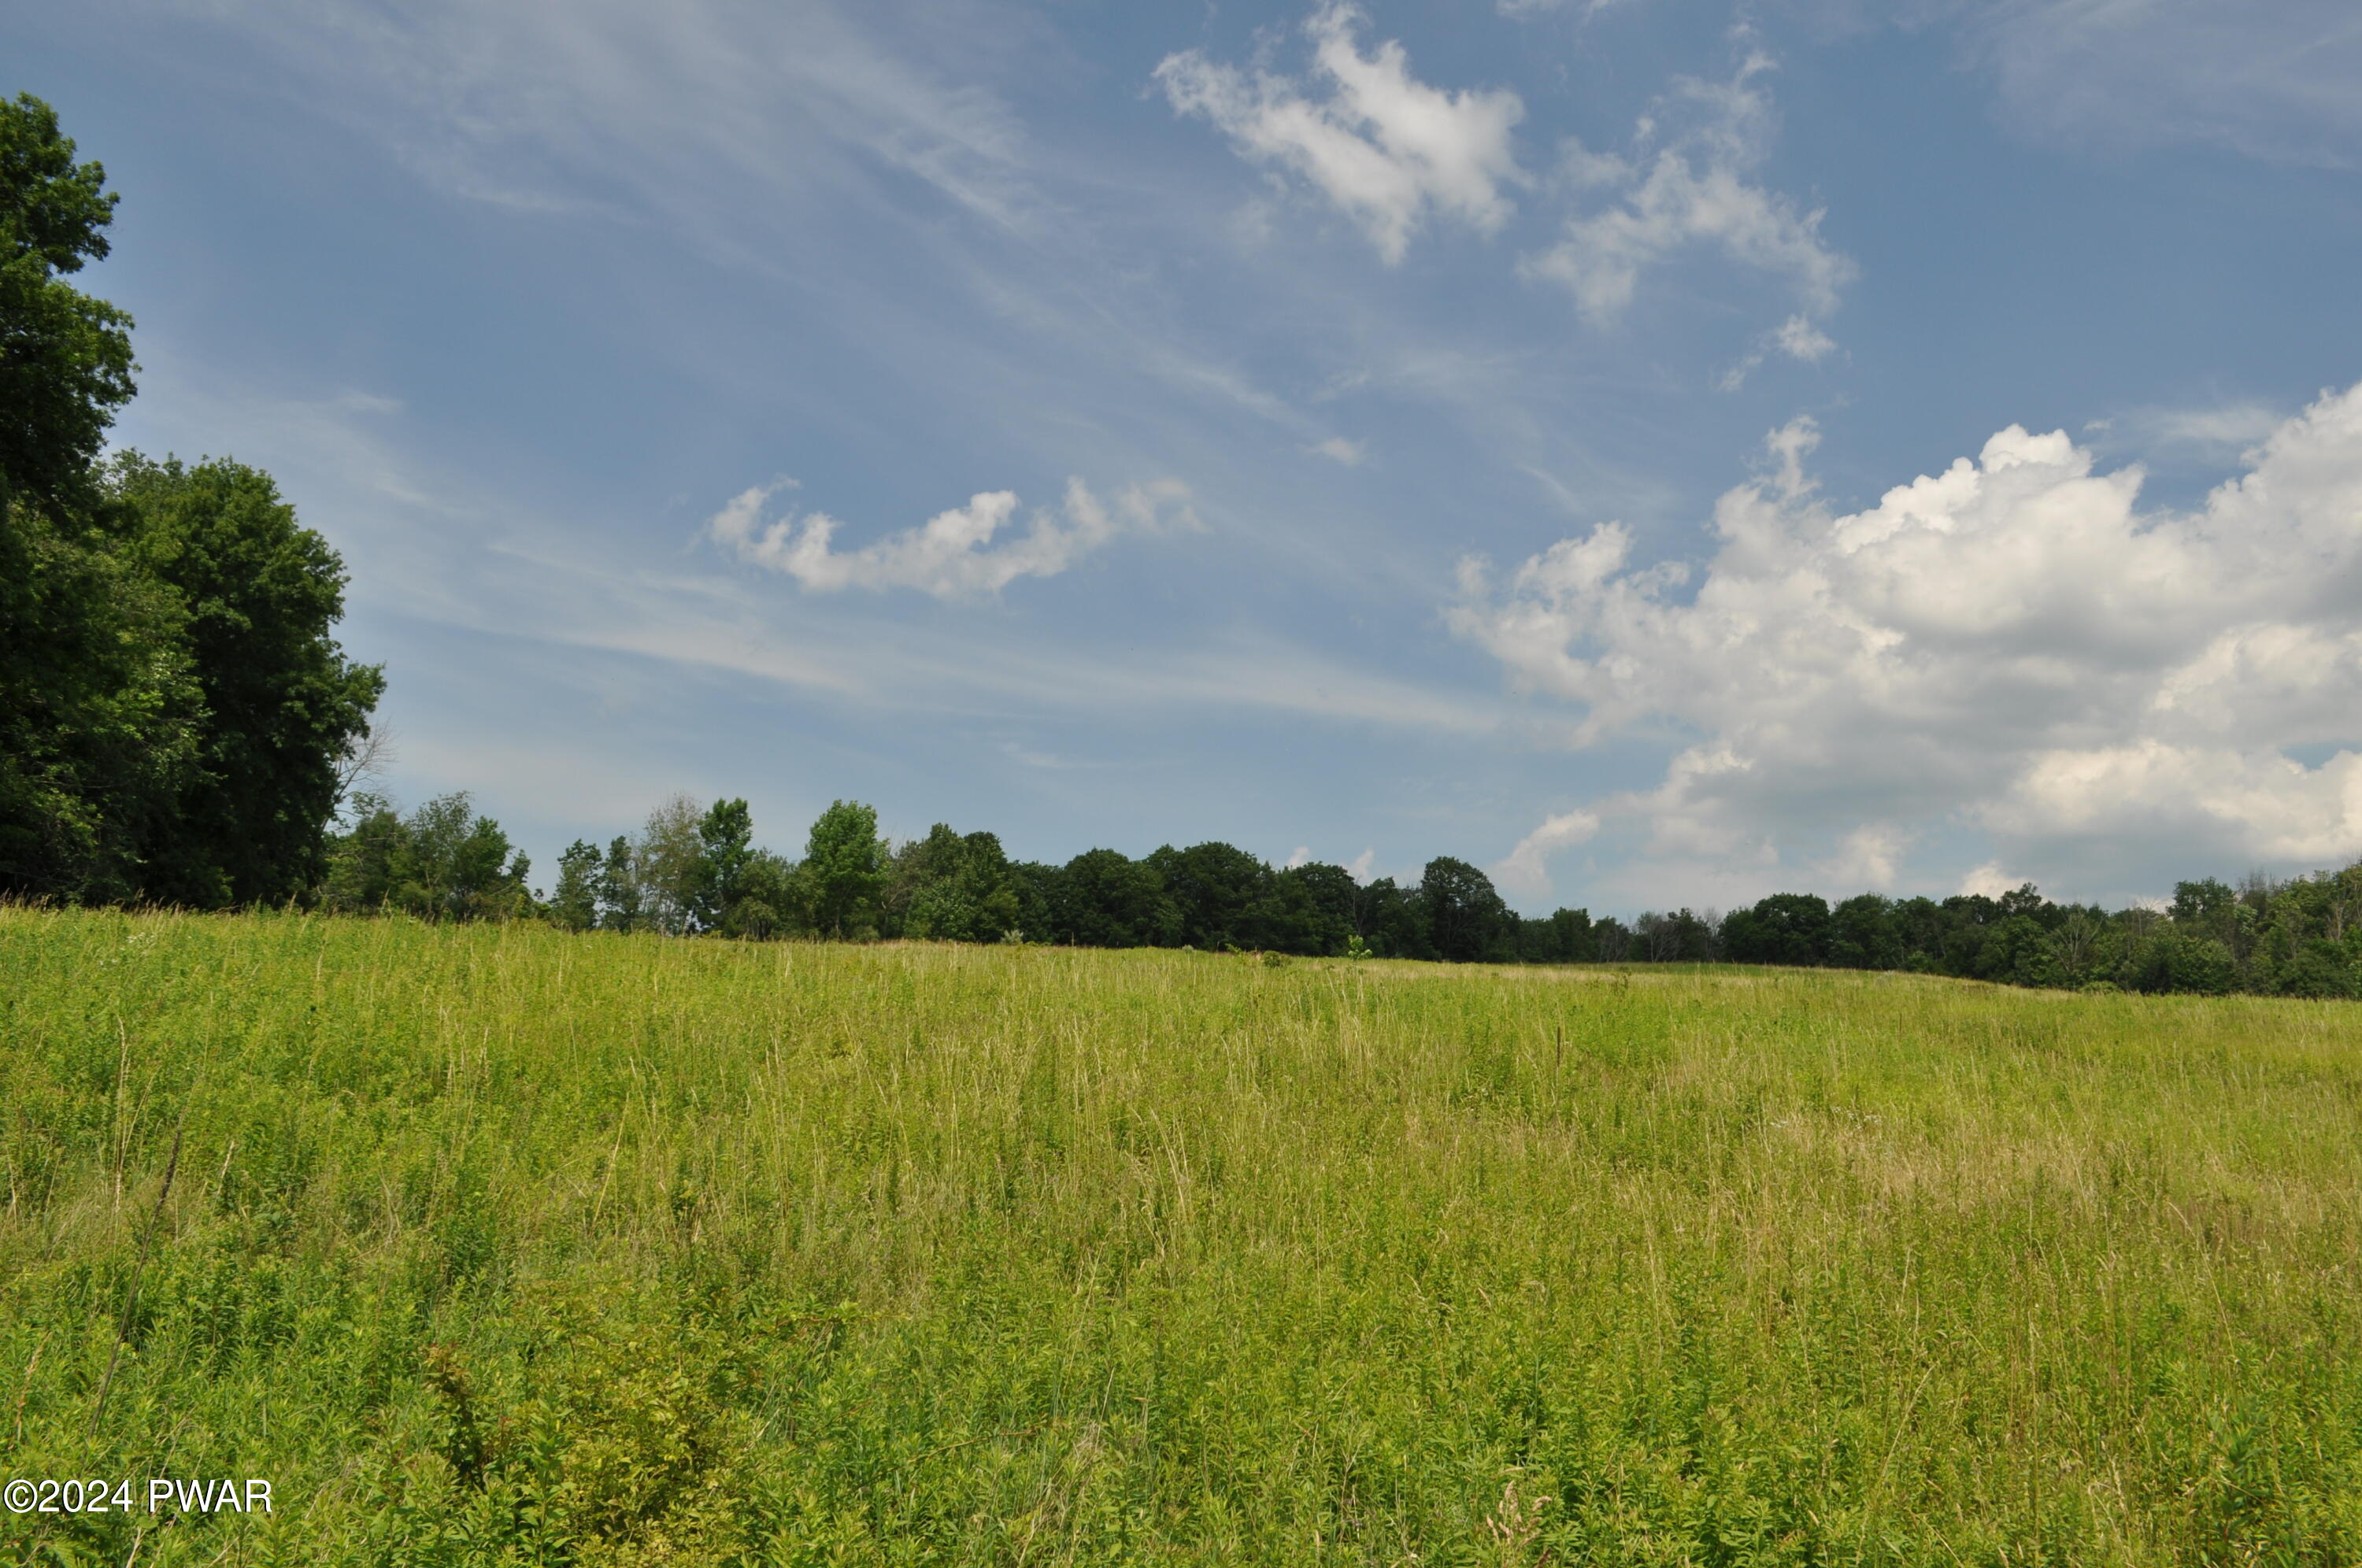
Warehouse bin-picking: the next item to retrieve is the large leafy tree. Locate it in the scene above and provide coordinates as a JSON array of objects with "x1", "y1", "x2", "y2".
[
  {"x1": 1416, "y1": 856, "x2": 1512, "y2": 963},
  {"x1": 886, "y1": 823, "x2": 1020, "y2": 942},
  {"x1": 1056, "y1": 849, "x2": 1181, "y2": 949},
  {"x1": 692, "y1": 797, "x2": 797, "y2": 937},
  {"x1": 1146, "y1": 841, "x2": 1271, "y2": 949},
  {"x1": 549, "y1": 840, "x2": 603, "y2": 932},
  {"x1": 1, "y1": 96, "x2": 379, "y2": 906},
  {"x1": 107, "y1": 455, "x2": 383, "y2": 904},
  {"x1": 631, "y1": 793, "x2": 707, "y2": 934},
  {"x1": 0, "y1": 92, "x2": 133, "y2": 518},
  {"x1": 597, "y1": 835, "x2": 644, "y2": 932},
  {"x1": 805, "y1": 800, "x2": 887, "y2": 938},
  {"x1": 1720, "y1": 892, "x2": 1831, "y2": 967},
  {"x1": 0, "y1": 94, "x2": 185, "y2": 899}
]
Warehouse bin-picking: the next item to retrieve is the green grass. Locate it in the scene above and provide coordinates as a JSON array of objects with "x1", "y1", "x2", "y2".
[{"x1": 3, "y1": 908, "x2": 2360, "y2": 1565}]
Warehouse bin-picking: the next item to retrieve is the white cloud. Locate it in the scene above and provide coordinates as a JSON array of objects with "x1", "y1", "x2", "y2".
[
  {"x1": 1772, "y1": 313, "x2": 1838, "y2": 362},
  {"x1": 1963, "y1": 0, "x2": 2362, "y2": 168},
  {"x1": 1494, "y1": 808, "x2": 1601, "y2": 897},
  {"x1": 1821, "y1": 823, "x2": 1911, "y2": 889},
  {"x1": 1453, "y1": 380, "x2": 2362, "y2": 898},
  {"x1": 1310, "y1": 436, "x2": 1367, "y2": 466},
  {"x1": 1347, "y1": 847, "x2": 1377, "y2": 882},
  {"x1": 162, "y1": 0, "x2": 1047, "y2": 233},
  {"x1": 1957, "y1": 862, "x2": 2023, "y2": 900},
  {"x1": 1498, "y1": 0, "x2": 1638, "y2": 15},
  {"x1": 1156, "y1": 3, "x2": 1526, "y2": 264},
  {"x1": 1523, "y1": 57, "x2": 1854, "y2": 324},
  {"x1": 2089, "y1": 401, "x2": 2286, "y2": 462},
  {"x1": 1285, "y1": 845, "x2": 1313, "y2": 868},
  {"x1": 709, "y1": 477, "x2": 1196, "y2": 597},
  {"x1": 1717, "y1": 312, "x2": 1841, "y2": 390}
]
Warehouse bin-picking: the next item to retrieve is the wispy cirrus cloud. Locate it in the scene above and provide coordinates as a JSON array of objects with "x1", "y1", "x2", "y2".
[
  {"x1": 1156, "y1": 2, "x2": 1527, "y2": 264},
  {"x1": 1964, "y1": 0, "x2": 2362, "y2": 168}
]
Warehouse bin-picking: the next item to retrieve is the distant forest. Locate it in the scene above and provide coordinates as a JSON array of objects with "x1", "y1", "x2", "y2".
[
  {"x1": 6, "y1": 91, "x2": 2359, "y2": 1003},
  {"x1": 320, "y1": 790, "x2": 2362, "y2": 1000}
]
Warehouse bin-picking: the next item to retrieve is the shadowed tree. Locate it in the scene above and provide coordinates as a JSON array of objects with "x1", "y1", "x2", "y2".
[
  {"x1": 0, "y1": 94, "x2": 184, "y2": 900},
  {"x1": 1417, "y1": 856, "x2": 1512, "y2": 963},
  {"x1": 1055, "y1": 849, "x2": 1182, "y2": 949},
  {"x1": 1275, "y1": 861, "x2": 1358, "y2": 956},
  {"x1": 108, "y1": 455, "x2": 383, "y2": 906},
  {"x1": 1147, "y1": 841, "x2": 1272, "y2": 949},
  {"x1": 1722, "y1": 893, "x2": 1831, "y2": 967},
  {"x1": 887, "y1": 824, "x2": 1021, "y2": 942}
]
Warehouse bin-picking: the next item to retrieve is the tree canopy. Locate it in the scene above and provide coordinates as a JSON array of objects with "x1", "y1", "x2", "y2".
[
  {"x1": 0, "y1": 95, "x2": 380, "y2": 908},
  {"x1": 0, "y1": 91, "x2": 134, "y2": 519}
]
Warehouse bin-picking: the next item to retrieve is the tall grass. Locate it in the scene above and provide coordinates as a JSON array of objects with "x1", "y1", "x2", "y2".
[{"x1": 3, "y1": 906, "x2": 2359, "y2": 1564}]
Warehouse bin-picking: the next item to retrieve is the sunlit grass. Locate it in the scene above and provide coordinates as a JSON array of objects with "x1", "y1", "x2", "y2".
[{"x1": 3, "y1": 906, "x2": 2359, "y2": 1564}]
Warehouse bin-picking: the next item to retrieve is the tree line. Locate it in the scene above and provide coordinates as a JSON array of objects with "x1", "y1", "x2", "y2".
[
  {"x1": 317, "y1": 791, "x2": 1588, "y2": 963},
  {"x1": 317, "y1": 790, "x2": 2362, "y2": 998}
]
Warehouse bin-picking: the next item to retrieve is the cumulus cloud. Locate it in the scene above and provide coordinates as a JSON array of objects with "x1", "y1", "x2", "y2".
[
  {"x1": 1453, "y1": 381, "x2": 2362, "y2": 898},
  {"x1": 1496, "y1": 808, "x2": 1601, "y2": 897},
  {"x1": 1957, "y1": 862, "x2": 2025, "y2": 900},
  {"x1": 709, "y1": 477, "x2": 1196, "y2": 597},
  {"x1": 1310, "y1": 436, "x2": 1367, "y2": 466},
  {"x1": 1156, "y1": 3, "x2": 1526, "y2": 264},
  {"x1": 1523, "y1": 57, "x2": 1853, "y2": 325}
]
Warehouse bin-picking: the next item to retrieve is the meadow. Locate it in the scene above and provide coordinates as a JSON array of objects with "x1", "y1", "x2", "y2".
[{"x1": 2, "y1": 907, "x2": 2359, "y2": 1566}]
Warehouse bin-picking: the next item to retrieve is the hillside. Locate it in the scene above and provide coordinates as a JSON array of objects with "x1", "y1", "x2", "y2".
[{"x1": 4, "y1": 908, "x2": 2359, "y2": 1564}]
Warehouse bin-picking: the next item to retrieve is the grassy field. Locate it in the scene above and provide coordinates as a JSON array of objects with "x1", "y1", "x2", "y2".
[{"x1": 2, "y1": 908, "x2": 2359, "y2": 1565}]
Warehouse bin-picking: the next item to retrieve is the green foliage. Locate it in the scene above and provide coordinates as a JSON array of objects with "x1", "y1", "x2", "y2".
[
  {"x1": 1635, "y1": 906, "x2": 1719, "y2": 962},
  {"x1": 630, "y1": 793, "x2": 706, "y2": 936},
  {"x1": 0, "y1": 98, "x2": 378, "y2": 909},
  {"x1": 549, "y1": 839, "x2": 602, "y2": 933},
  {"x1": 885, "y1": 823, "x2": 1020, "y2": 942},
  {"x1": 597, "y1": 834, "x2": 644, "y2": 933},
  {"x1": 719, "y1": 850, "x2": 799, "y2": 940},
  {"x1": 1351, "y1": 874, "x2": 1431, "y2": 959},
  {"x1": 6, "y1": 910, "x2": 2362, "y2": 1564},
  {"x1": 1723, "y1": 892, "x2": 1832, "y2": 966},
  {"x1": 1052, "y1": 847, "x2": 1183, "y2": 948},
  {"x1": 321, "y1": 792, "x2": 532, "y2": 920},
  {"x1": 691, "y1": 797, "x2": 753, "y2": 930},
  {"x1": 0, "y1": 92, "x2": 134, "y2": 519},
  {"x1": 0, "y1": 493, "x2": 199, "y2": 900},
  {"x1": 1146, "y1": 840, "x2": 1272, "y2": 950},
  {"x1": 1710, "y1": 865, "x2": 2362, "y2": 999},
  {"x1": 102, "y1": 454, "x2": 384, "y2": 905},
  {"x1": 803, "y1": 800, "x2": 887, "y2": 938},
  {"x1": 1417, "y1": 854, "x2": 1515, "y2": 962}
]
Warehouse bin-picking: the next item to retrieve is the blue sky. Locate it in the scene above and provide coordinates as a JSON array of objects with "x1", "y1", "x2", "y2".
[{"x1": 14, "y1": 0, "x2": 2362, "y2": 912}]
